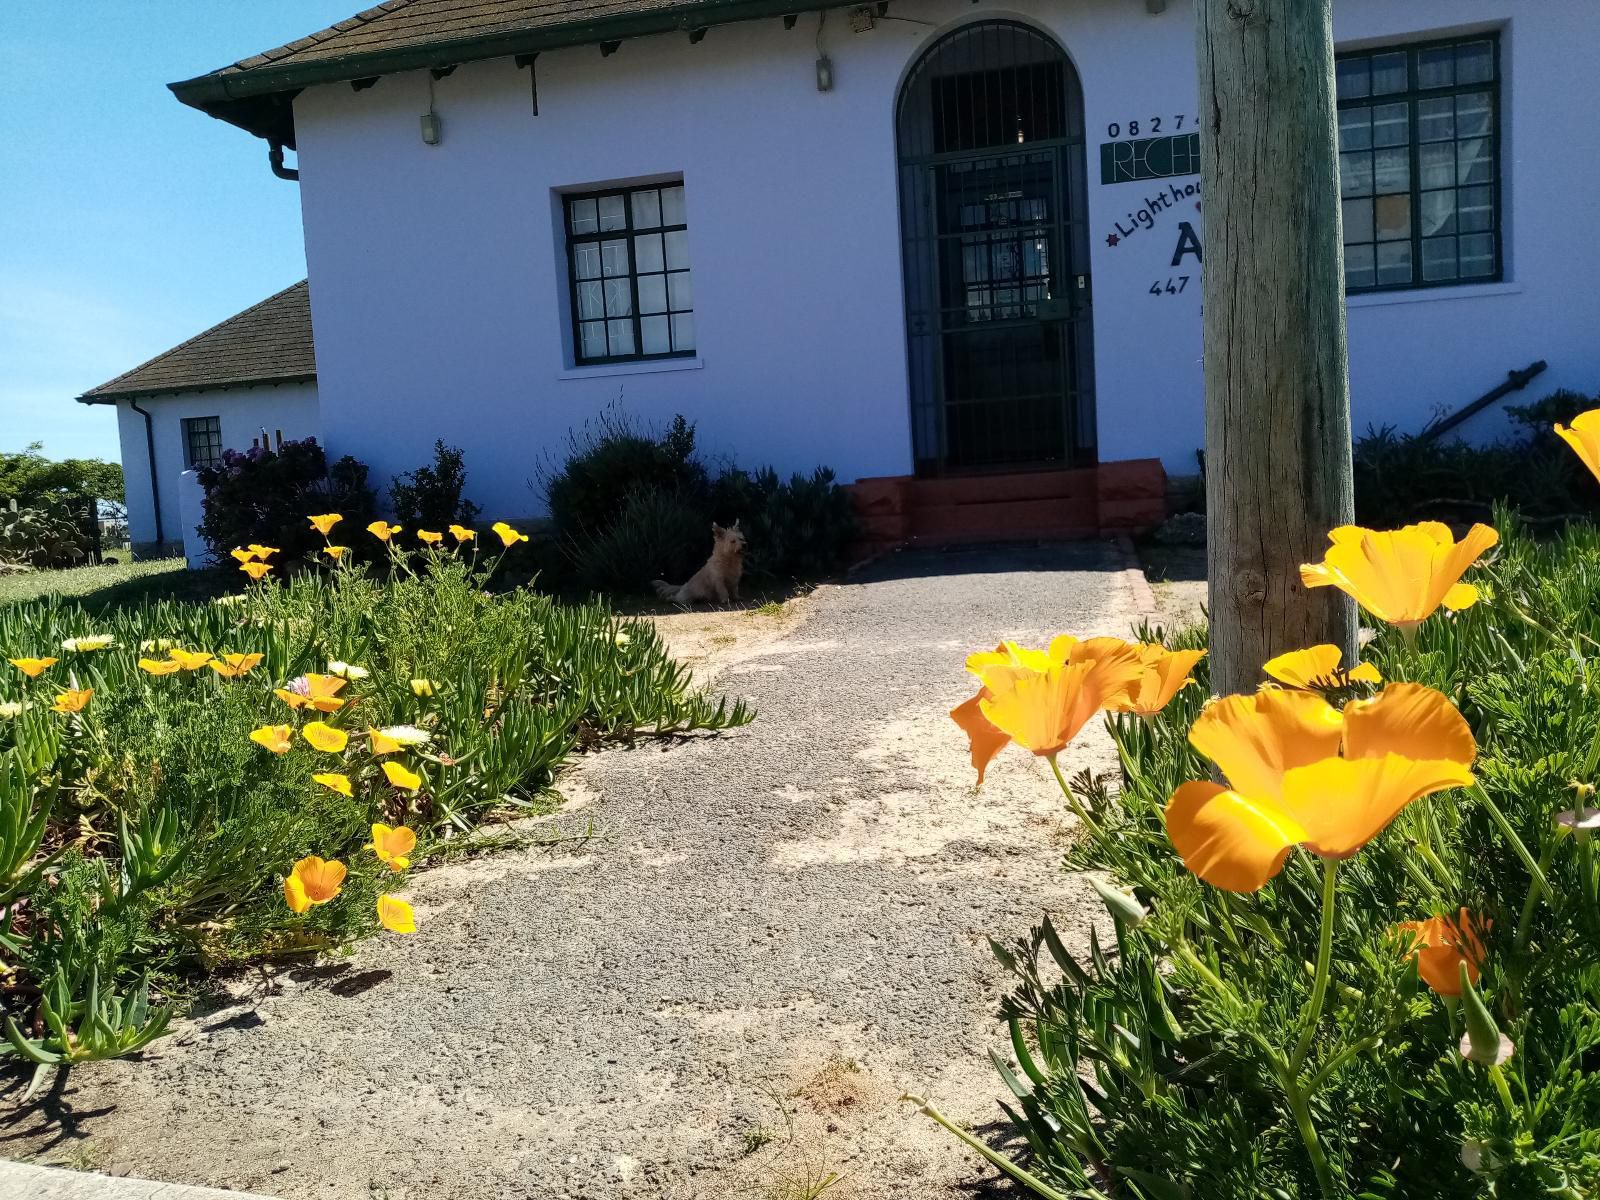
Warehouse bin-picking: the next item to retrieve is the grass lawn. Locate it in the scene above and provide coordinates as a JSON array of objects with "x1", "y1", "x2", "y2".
[{"x1": 0, "y1": 557, "x2": 230, "y2": 611}]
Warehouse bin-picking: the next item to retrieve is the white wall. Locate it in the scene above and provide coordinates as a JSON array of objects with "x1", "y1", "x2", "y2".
[
  {"x1": 115, "y1": 382, "x2": 320, "y2": 551},
  {"x1": 291, "y1": 0, "x2": 1600, "y2": 513}
]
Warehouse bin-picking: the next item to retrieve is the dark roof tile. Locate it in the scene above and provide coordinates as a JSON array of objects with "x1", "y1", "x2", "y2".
[{"x1": 79, "y1": 281, "x2": 315, "y2": 404}]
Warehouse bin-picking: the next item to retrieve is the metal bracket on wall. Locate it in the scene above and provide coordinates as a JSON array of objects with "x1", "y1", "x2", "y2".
[
  {"x1": 689, "y1": 27, "x2": 707, "y2": 43},
  {"x1": 514, "y1": 52, "x2": 539, "y2": 114},
  {"x1": 784, "y1": 14, "x2": 798, "y2": 28},
  {"x1": 600, "y1": 39, "x2": 621, "y2": 56},
  {"x1": 429, "y1": 65, "x2": 457, "y2": 79},
  {"x1": 350, "y1": 76, "x2": 380, "y2": 91}
]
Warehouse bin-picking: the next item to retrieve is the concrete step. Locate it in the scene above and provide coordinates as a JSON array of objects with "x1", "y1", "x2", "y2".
[{"x1": 0, "y1": 1161, "x2": 276, "y2": 1199}]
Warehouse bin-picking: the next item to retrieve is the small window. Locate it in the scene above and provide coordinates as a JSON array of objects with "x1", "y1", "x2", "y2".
[
  {"x1": 1336, "y1": 34, "x2": 1501, "y2": 294},
  {"x1": 183, "y1": 416, "x2": 223, "y2": 468},
  {"x1": 564, "y1": 183, "x2": 695, "y2": 364}
]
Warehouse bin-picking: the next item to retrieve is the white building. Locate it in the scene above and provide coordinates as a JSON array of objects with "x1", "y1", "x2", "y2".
[{"x1": 91, "y1": 0, "x2": 1600, "y2": 553}]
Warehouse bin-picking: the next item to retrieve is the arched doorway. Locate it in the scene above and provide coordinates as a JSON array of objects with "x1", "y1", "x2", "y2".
[{"x1": 896, "y1": 21, "x2": 1095, "y2": 475}]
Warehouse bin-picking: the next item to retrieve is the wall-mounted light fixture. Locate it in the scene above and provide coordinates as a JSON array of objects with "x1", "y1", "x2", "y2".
[
  {"x1": 815, "y1": 10, "x2": 833, "y2": 91},
  {"x1": 421, "y1": 74, "x2": 443, "y2": 144}
]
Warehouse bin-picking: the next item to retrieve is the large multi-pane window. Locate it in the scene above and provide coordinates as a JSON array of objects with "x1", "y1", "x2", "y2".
[
  {"x1": 564, "y1": 183, "x2": 695, "y2": 364},
  {"x1": 1336, "y1": 35, "x2": 1501, "y2": 293},
  {"x1": 182, "y1": 415, "x2": 223, "y2": 469}
]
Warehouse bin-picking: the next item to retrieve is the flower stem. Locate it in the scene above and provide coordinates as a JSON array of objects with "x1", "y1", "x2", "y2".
[
  {"x1": 1284, "y1": 1078, "x2": 1339, "y2": 1198},
  {"x1": 1048, "y1": 755, "x2": 1101, "y2": 840},
  {"x1": 1292, "y1": 858, "x2": 1340, "y2": 1073},
  {"x1": 1471, "y1": 782, "x2": 1552, "y2": 905},
  {"x1": 904, "y1": 1095, "x2": 1083, "y2": 1200}
]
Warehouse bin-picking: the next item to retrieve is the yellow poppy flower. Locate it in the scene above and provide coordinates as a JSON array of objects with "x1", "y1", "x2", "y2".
[
  {"x1": 1165, "y1": 683, "x2": 1477, "y2": 892},
  {"x1": 1554, "y1": 409, "x2": 1600, "y2": 485},
  {"x1": 1105, "y1": 644, "x2": 1206, "y2": 718},
  {"x1": 274, "y1": 674, "x2": 348, "y2": 712},
  {"x1": 209, "y1": 652, "x2": 264, "y2": 679},
  {"x1": 368, "y1": 520, "x2": 402, "y2": 542},
  {"x1": 312, "y1": 772, "x2": 352, "y2": 797},
  {"x1": 368, "y1": 727, "x2": 402, "y2": 755},
  {"x1": 302, "y1": 721, "x2": 349, "y2": 753},
  {"x1": 417, "y1": 529, "x2": 444, "y2": 546},
  {"x1": 230, "y1": 547, "x2": 258, "y2": 563},
  {"x1": 239, "y1": 560, "x2": 272, "y2": 581},
  {"x1": 249, "y1": 724, "x2": 293, "y2": 754},
  {"x1": 167, "y1": 648, "x2": 213, "y2": 671},
  {"x1": 283, "y1": 855, "x2": 346, "y2": 913},
  {"x1": 308, "y1": 513, "x2": 344, "y2": 535},
  {"x1": 1300, "y1": 522, "x2": 1499, "y2": 634},
  {"x1": 247, "y1": 544, "x2": 279, "y2": 561},
  {"x1": 1397, "y1": 908, "x2": 1489, "y2": 996},
  {"x1": 950, "y1": 637, "x2": 1147, "y2": 783},
  {"x1": 323, "y1": 545, "x2": 348, "y2": 561},
  {"x1": 139, "y1": 657, "x2": 183, "y2": 676},
  {"x1": 382, "y1": 761, "x2": 422, "y2": 791},
  {"x1": 52, "y1": 688, "x2": 93, "y2": 714},
  {"x1": 410, "y1": 678, "x2": 436, "y2": 697},
  {"x1": 491, "y1": 521, "x2": 528, "y2": 547},
  {"x1": 377, "y1": 895, "x2": 417, "y2": 933},
  {"x1": 448, "y1": 525, "x2": 476, "y2": 544},
  {"x1": 1262, "y1": 644, "x2": 1382, "y2": 690},
  {"x1": 9, "y1": 657, "x2": 57, "y2": 678},
  {"x1": 366, "y1": 823, "x2": 417, "y2": 871}
]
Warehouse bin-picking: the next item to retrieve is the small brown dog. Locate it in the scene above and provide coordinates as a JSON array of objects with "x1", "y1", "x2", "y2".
[{"x1": 652, "y1": 521, "x2": 745, "y2": 606}]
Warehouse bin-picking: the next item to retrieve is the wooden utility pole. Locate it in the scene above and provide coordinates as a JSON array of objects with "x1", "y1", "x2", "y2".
[{"x1": 1197, "y1": 0, "x2": 1357, "y2": 696}]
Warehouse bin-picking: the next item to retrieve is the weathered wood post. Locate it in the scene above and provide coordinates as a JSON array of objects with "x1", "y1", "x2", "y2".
[{"x1": 1196, "y1": 0, "x2": 1357, "y2": 695}]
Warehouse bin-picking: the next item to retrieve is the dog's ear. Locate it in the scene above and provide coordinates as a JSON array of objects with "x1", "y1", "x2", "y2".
[
  {"x1": 711, "y1": 522, "x2": 724, "y2": 536},
  {"x1": 730, "y1": 519, "x2": 741, "y2": 530}
]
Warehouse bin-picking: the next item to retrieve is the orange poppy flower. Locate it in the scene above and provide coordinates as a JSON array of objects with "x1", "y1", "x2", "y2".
[
  {"x1": 209, "y1": 652, "x2": 264, "y2": 679},
  {"x1": 1263, "y1": 644, "x2": 1382, "y2": 690},
  {"x1": 951, "y1": 637, "x2": 1146, "y2": 783},
  {"x1": 312, "y1": 772, "x2": 352, "y2": 797},
  {"x1": 1106, "y1": 644, "x2": 1206, "y2": 718},
  {"x1": 168, "y1": 648, "x2": 213, "y2": 672},
  {"x1": 1165, "y1": 683, "x2": 1476, "y2": 892},
  {"x1": 308, "y1": 513, "x2": 344, "y2": 535},
  {"x1": 1554, "y1": 409, "x2": 1600, "y2": 485},
  {"x1": 369, "y1": 728, "x2": 402, "y2": 755},
  {"x1": 247, "y1": 544, "x2": 279, "y2": 561},
  {"x1": 249, "y1": 724, "x2": 293, "y2": 754},
  {"x1": 1398, "y1": 908, "x2": 1489, "y2": 996},
  {"x1": 283, "y1": 855, "x2": 346, "y2": 912},
  {"x1": 491, "y1": 521, "x2": 528, "y2": 547},
  {"x1": 274, "y1": 674, "x2": 348, "y2": 712},
  {"x1": 239, "y1": 560, "x2": 272, "y2": 581},
  {"x1": 139, "y1": 657, "x2": 182, "y2": 677},
  {"x1": 302, "y1": 721, "x2": 349, "y2": 753},
  {"x1": 448, "y1": 525, "x2": 476, "y2": 543},
  {"x1": 417, "y1": 529, "x2": 444, "y2": 546},
  {"x1": 10, "y1": 657, "x2": 57, "y2": 678},
  {"x1": 230, "y1": 547, "x2": 257, "y2": 563},
  {"x1": 52, "y1": 688, "x2": 93, "y2": 714},
  {"x1": 367, "y1": 520, "x2": 402, "y2": 542},
  {"x1": 1300, "y1": 523, "x2": 1498, "y2": 633},
  {"x1": 377, "y1": 895, "x2": 416, "y2": 933},
  {"x1": 382, "y1": 761, "x2": 422, "y2": 791},
  {"x1": 366, "y1": 823, "x2": 417, "y2": 872},
  {"x1": 324, "y1": 545, "x2": 349, "y2": 561}
]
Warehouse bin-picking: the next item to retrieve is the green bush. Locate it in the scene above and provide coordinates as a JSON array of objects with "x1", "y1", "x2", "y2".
[
  {"x1": 567, "y1": 485, "x2": 712, "y2": 595},
  {"x1": 0, "y1": 543, "x2": 750, "y2": 1095},
  {"x1": 1355, "y1": 389, "x2": 1600, "y2": 527},
  {"x1": 389, "y1": 440, "x2": 481, "y2": 531},
  {"x1": 735, "y1": 466, "x2": 859, "y2": 583},
  {"x1": 930, "y1": 517, "x2": 1600, "y2": 1198},
  {"x1": 541, "y1": 408, "x2": 708, "y2": 538},
  {"x1": 195, "y1": 439, "x2": 377, "y2": 566},
  {"x1": 0, "y1": 496, "x2": 93, "y2": 569}
]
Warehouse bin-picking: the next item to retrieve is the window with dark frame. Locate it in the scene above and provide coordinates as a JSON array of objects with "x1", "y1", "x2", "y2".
[
  {"x1": 565, "y1": 183, "x2": 695, "y2": 365},
  {"x1": 183, "y1": 415, "x2": 223, "y2": 469},
  {"x1": 1336, "y1": 34, "x2": 1501, "y2": 294}
]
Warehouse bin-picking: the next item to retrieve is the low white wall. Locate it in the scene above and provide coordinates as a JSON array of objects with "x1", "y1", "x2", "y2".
[{"x1": 115, "y1": 382, "x2": 320, "y2": 552}]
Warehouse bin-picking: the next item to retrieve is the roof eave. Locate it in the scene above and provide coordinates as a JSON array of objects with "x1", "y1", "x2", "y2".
[
  {"x1": 169, "y1": 0, "x2": 851, "y2": 143},
  {"x1": 77, "y1": 372, "x2": 318, "y2": 407}
]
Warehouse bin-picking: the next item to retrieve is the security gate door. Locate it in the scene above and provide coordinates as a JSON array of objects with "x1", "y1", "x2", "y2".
[{"x1": 896, "y1": 21, "x2": 1096, "y2": 475}]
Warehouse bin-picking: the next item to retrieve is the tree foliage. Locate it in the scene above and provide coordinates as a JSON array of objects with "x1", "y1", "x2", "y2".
[{"x1": 0, "y1": 443, "x2": 123, "y2": 507}]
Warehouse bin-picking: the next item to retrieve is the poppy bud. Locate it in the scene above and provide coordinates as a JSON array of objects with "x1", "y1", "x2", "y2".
[
  {"x1": 1090, "y1": 876, "x2": 1148, "y2": 928},
  {"x1": 1457, "y1": 964, "x2": 1514, "y2": 1066}
]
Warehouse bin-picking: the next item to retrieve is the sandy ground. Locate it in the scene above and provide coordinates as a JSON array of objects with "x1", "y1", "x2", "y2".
[
  {"x1": 2, "y1": 542, "x2": 1152, "y2": 1199},
  {"x1": 1139, "y1": 544, "x2": 1207, "y2": 633}
]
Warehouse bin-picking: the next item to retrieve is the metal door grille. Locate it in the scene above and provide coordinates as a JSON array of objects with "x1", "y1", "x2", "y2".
[{"x1": 896, "y1": 21, "x2": 1095, "y2": 475}]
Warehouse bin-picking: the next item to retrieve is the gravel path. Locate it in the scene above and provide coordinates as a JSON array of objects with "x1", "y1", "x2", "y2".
[{"x1": 3, "y1": 542, "x2": 1147, "y2": 1199}]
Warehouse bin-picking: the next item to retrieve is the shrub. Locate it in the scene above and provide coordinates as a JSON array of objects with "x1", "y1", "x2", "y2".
[
  {"x1": 195, "y1": 439, "x2": 377, "y2": 566},
  {"x1": 541, "y1": 408, "x2": 708, "y2": 538},
  {"x1": 1354, "y1": 387, "x2": 1600, "y2": 527},
  {"x1": 389, "y1": 440, "x2": 481, "y2": 531},
  {"x1": 736, "y1": 466, "x2": 858, "y2": 583},
  {"x1": 567, "y1": 485, "x2": 712, "y2": 595},
  {"x1": 0, "y1": 496, "x2": 93, "y2": 570},
  {"x1": 923, "y1": 517, "x2": 1600, "y2": 1197},
  {"x1": 0, "y1": 528, "x2": 751, "y2": 1095}
]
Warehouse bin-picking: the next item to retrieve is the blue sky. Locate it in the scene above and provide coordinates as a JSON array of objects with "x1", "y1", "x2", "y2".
[{"x1": 1, "y1": 2, "x2": 358, "y2": 463}]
